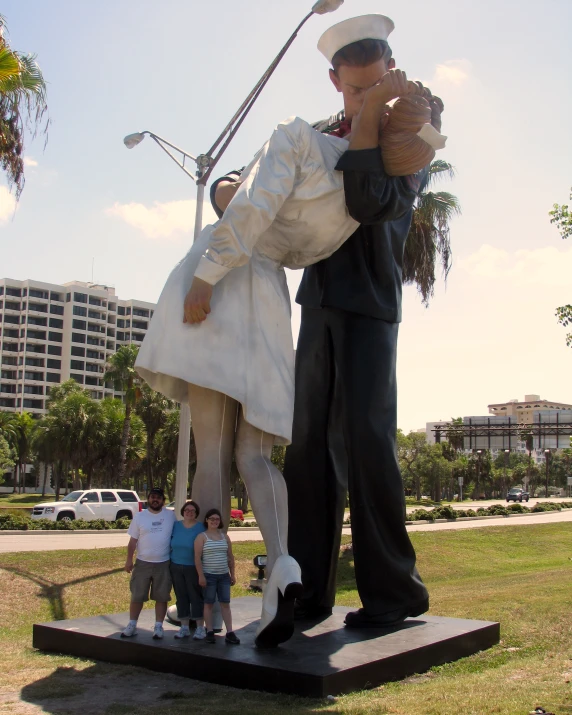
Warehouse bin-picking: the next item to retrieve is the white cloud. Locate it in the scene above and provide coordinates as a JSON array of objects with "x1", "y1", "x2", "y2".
[
  {"x1": 106, "y1": 198, "x2": 218, "y2": 239},
  {"x1": 461, "y1": 243, "x2": 572, "y2": 287},
  {"x1": 23, "y1": 156, "x2": 38, "y2": 167},
  {"x1": 420, "y1": 59, "x2": 472, "y2": 90},
  {"x1": 433, "y1": 60, "x2": 471, "y2": 86},
  {"x1": 0, "y1": 186, "x2": 16, "y2": 224}
]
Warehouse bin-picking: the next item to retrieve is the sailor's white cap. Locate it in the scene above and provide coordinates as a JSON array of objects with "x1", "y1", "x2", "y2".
[{"x1": 318, "y1": 14, "x2": 395, "y2": 63}]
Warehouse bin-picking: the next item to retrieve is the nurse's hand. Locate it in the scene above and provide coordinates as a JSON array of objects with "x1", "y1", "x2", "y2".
[{"x1": 183, "y1": 277, "x2": 213, "y2": 323}]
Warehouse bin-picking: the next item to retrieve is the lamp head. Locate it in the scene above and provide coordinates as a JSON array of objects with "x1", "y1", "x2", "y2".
[
  {"x1": 312, "y1": 0, "x2": 344, "y2": 15},
  {"x1": 123, "y1": 132, "x2": 147, "y2": 149}
]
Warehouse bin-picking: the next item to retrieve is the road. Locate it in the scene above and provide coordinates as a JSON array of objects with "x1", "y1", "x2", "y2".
[{"x1": 0, "y1": 509, "x2": 570, "y2": 553}]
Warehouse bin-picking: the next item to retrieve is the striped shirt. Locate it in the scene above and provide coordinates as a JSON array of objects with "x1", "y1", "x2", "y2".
[{"x1": 201, "y1": 533, "x2": 229, "y2": 575}]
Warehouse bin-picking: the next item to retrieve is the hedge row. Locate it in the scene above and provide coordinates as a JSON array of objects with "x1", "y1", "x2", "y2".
[
  {"x1": 0, "y1": 513, "x2": 132, "y2": 531},
  {"x1": 406, "y1": 501, "x2": 572, "y2": 522},
  {"x1": 2, "y1": 503, "x2": 570, "y2": 531}
]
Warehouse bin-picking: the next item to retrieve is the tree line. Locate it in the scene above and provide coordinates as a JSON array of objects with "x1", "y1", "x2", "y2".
[
  {"x1": 398, "y1": 423, "x2": 572, "y2": 500},
  {"x1": 0, "y1": 345, "x2": 189, "y2": 499}
]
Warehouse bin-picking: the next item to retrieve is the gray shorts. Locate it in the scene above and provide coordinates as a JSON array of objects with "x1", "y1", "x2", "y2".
[{"x1": 130, "y1": 559, "x2": 172, "y2": 603}]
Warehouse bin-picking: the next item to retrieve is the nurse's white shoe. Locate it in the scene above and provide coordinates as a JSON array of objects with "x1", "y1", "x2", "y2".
[{"x1": 254, "y1": 555, "x2": 303, "y2": 648}]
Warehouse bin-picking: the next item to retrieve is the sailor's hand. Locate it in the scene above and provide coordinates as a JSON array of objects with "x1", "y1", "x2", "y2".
[
  {"x1": 364, "y1": 69, "x2": 412, "y2": 108},
  {"x1": 429, "y1": 95, "x2": 444, "y2": 131},
  {"x1": 408, "y1": 80, "x2": 433, "y2": 100},
  {"x1": 183, "y1": 277, "x2": 213, "y2": 324}
]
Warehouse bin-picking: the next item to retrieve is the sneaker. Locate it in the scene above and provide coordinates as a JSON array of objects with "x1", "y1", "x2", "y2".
[
  {"x1": 205, "y1": 630, "x2": 216, "y2": 644},
  {"x1": 174, "y1": 626, "x2": 190, "y2": 639},
  {"x1": 152, "y1": 623, "x2": 164, "y2": 640},
  {"x1": 225, "y1": 631, "x2": 240, "y2": 645},
  {"x1": 193, "y1": 626, "x2": 207, "y2": 640},
  {"x1": 121, "y1": 621, "x2": 137, "y2": 638}
]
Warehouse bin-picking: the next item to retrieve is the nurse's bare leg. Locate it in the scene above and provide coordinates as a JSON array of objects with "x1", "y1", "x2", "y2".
[{"x1": 188, "y1": 383, "x2": 238, "y2": 523}]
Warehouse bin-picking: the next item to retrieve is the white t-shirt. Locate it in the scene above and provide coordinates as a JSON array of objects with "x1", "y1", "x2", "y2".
[{"x1": 127, "y1": 507, "x2": 176, "y2": 563}]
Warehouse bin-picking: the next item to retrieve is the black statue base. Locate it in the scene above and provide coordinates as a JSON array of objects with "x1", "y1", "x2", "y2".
[{"x1": 33, "y1": 597, "x2": 499, "y2": 697}]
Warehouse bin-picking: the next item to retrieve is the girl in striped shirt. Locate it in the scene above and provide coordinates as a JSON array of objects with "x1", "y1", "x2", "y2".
[{"x1": 194, "y1": 508, "x2": 239, "y2": 644}]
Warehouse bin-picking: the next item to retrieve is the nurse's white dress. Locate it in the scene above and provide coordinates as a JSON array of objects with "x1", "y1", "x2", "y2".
[{"x1": 135, "y1": 116, "x2": 359, "y2": 445}]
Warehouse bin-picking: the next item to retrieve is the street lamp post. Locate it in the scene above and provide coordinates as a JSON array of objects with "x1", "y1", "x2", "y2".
[
  {"x1": 503, "y1": 449, "x2": 510, "y2": 498},
  {"x1": 475, "y1": 450, "x2": 482, "y2": 500},
  {"x1": 123, "y1": 0, "x2": 344, "y2": 514},
  {"x1": 544, "y1": 449, "x2": 551, "y2": 498}
]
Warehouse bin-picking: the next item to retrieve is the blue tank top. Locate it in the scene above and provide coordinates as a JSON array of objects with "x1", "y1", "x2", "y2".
[{"x1": 170, "y1": 521, "x2": 205, "y2": 566}]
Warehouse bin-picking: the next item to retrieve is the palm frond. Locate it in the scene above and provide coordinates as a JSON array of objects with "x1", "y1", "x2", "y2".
[
  {"x1": 0, "y1": 17, "x2": 49, "y2": 198},
  {"x1": 428, "y1": 159, "x2": 456, "y2": 182},
  {"x1": 404, "y1": 162, "x2": 461, "y2": 305},
  {"x1": 0, "y1": 46, "x2": 19, "y2": 84}
]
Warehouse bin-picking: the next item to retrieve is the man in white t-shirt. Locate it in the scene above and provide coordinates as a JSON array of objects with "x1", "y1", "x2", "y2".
[{"x1": 121, "y1": 487, "x2": 176, "y2": 639}]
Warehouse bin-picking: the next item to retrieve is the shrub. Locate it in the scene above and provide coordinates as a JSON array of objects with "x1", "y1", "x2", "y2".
[
  {"x1": 409, "y1": 509, "x2": 435, "y2": 522},
  {"x1": 486, "y1": 505, "x2": 510, "y2": 516},
  {"x1": 113, "y1": 516, "x2": 132, "y2": 529},
  {"x1": 465, "y1": 509, "x2": 477, "y2": 517},
  {"x1": 29, "y1": 518, "x2": 57, "y2": 530},
  {"x1": 531, "y1": 502, "x2": 562, "y2": 513},
  {"x1": 0, "y1": 512, "x2": 31, "y2": 530},
  {"x1": 229, "y1": 518, "x2": 243, "y2": 527},
  {"x1": 508, "y1": 503, "x2": 530, "y2": 513},
  {"x1": 432, "y1": 505, "x2": 458, "y2": 520}
]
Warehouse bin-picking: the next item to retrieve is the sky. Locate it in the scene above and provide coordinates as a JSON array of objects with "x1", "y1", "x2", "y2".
[{"x1": 1, "y1": 0, "x2": 571, "y2": 433}]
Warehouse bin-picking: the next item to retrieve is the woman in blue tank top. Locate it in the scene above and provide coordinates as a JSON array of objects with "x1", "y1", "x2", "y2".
[
  {"x1": 194, "y1": 508, "x2": 240, "y2": 644},
  {"x1": 170, "y1": 500, "x2": 206, "y2": 639}
]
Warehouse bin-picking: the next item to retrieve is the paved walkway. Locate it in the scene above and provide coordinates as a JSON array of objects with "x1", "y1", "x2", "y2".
[{"x1": 0, "y1": 509, "x2": 570, "y2": 553}]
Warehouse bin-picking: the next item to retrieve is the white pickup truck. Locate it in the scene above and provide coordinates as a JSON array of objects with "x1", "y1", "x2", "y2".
[{"x1": 31, "y1": 489, "x2": 142, "y2": 523}]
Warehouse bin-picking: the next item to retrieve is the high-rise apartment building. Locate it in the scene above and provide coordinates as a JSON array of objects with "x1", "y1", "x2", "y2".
[{"x1": 0, "y1": 278, "x2": 156, "y2": 416}]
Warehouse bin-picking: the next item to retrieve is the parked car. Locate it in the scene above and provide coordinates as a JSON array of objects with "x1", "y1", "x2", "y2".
[
  {"x1": 31, "y1": 489, "x2": 142, "y2": 522},
  {"x1": 506, "y1": 488, "x2": 530, "y2": 503}
]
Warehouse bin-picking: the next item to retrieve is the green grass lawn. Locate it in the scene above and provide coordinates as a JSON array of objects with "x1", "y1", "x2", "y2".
[
  {"x1": 1, "y1": 525, "x2": 571, "y2": 714},
  {"x1": 0, "y1": 493, "x2": 54, "y2": 505}
]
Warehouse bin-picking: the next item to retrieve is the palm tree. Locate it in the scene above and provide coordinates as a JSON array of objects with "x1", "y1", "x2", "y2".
[
  {"x1": 404, "y1": 160, "x2": 461, "y2": 305},
  {"x1": 135, "y1": 384, "x2": 173, "y2": 490},
  {"x1": 104, "y1": 345, "x2": 141, "y2": 484},
  {"x1": 0, "y1": 14, "x2": 49, "y2": 198},
  {"x1": 0, "y1": 410, "x2": 17, "y2": 444},
  {"x1": 96, "y1": 398, "x2": 127, "y2": 488},
  {"x1": 32, "y1": 419, "x2": 56, "y2": 497},
  {"x1": 11, "y1": 412, "x2": 36, "y2": 493}
]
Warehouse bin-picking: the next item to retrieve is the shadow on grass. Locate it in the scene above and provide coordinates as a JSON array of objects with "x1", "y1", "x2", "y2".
[
  {"x1": 0, "y1": 493, "x2": 52, "y2": 503},
  {"x1": 1, "y1": 564, "x2": 124, "y2": 621},
  {"x1": 21, "y1": 663, "x2": 340, "y2": 715}
]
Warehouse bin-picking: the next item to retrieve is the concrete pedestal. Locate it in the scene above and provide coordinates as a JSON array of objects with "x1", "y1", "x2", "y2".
[{"x1": 33, "y1": 597, "x2": 499, "y2": 697}]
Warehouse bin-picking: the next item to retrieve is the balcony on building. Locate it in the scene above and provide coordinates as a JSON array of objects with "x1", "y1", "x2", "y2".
[
  {"x1": 5, "y1": 287, "x2": 22, "y2": 298},
  {"x1": 22, "y1": 398, "x2": 44, "y2": 410},
  {"x1": 27, "y1": 301, "x2": 48, "y2": 314},
  {"x1": 3, "y1": 301, "x2": 22, "y2": 313},
  {"x1": 28, "y1": 289, "x2": 49, "y2": 302}
]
